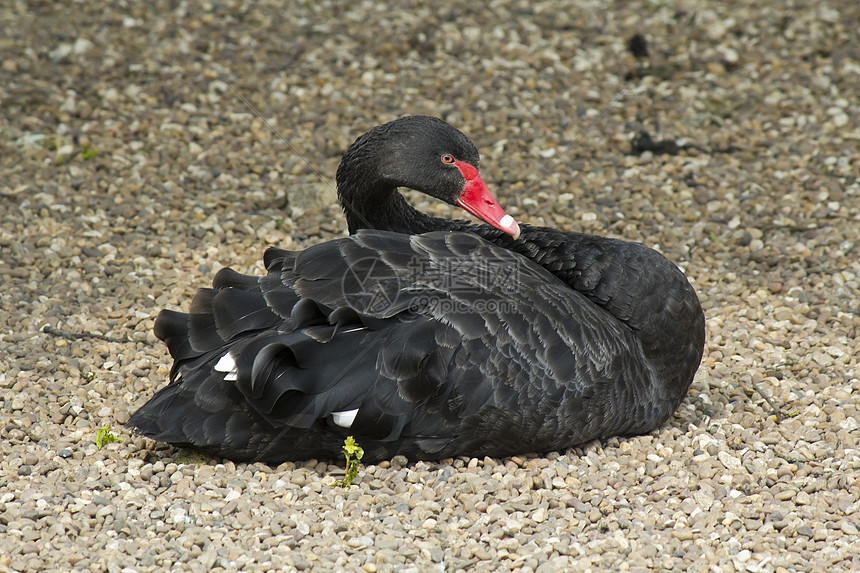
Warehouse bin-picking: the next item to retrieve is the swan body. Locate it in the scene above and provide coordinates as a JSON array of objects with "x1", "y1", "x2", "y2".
[{"x1": 128, "y1": 116, "x2": 705, "y2": 462}]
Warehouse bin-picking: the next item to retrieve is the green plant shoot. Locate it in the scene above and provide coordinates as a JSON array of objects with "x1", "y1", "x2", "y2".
[
  {"x1": 81, "y1": 143, "x2": 98, "y2": 160},
  {"x1": 336, "y1": 436, "x2": 364, "y2": 487},
  {"x1": 95, "y1": 425, "x2": 122, "y2": 449}
]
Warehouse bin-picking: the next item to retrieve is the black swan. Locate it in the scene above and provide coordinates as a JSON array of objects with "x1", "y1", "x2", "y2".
[{"x1": 127, "y1": 116, "x2": 705, "y2": 463}]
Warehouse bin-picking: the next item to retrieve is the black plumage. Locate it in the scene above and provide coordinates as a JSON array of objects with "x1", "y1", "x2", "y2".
[{"x1": 127, "y1": 116, "x2": 705, "y2": 463}]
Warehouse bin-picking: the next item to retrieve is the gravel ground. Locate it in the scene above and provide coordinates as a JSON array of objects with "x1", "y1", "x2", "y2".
[{"x1": 2, "y1": 1, "x2": 859, "y2": 571}]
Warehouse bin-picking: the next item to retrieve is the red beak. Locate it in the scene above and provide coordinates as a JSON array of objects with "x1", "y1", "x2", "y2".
[{"x1": 454, "y1": 162, "x2": 520, "y2": 240}]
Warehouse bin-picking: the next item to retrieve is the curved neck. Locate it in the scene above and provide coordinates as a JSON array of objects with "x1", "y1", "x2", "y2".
[
  {"x1": 337, "y1": 143, "x2": 416, "y2": 234},
  {"x1": 337, "y1": 173, "x2": 473, "y2": 236},
  {"x1": 338, "y1": 183, "x2": 402, "y2": 234}
]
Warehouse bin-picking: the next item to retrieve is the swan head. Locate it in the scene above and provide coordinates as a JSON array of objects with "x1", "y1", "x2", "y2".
[{"x1": 338, "y1": 115, "x2": 520, "y2": 239}]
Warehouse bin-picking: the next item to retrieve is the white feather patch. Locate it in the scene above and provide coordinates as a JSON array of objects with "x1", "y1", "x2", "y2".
[
  {"x1": 214, "y1": 352, "x2": 236, "y2": 372},
  {"x1": 214, "y1": 352, "x2": 238, "y2": 381},
  {"x1": 332, "y1": 408, "x2": 359, "y2": 428}
]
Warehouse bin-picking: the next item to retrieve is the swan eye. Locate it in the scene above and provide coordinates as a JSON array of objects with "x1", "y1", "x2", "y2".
[{"x1": 441, "y1": 154, "x2": 455, "y2": 164}]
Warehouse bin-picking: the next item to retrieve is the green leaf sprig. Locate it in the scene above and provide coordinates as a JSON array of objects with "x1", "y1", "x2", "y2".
[{"x1": 336, "y1": 436, "x2": 364, "y2": 487}]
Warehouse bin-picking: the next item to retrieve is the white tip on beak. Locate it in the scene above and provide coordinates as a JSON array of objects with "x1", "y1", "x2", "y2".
[{"x1": 499, "y1": 214, "x2": 521, "y2": 240}]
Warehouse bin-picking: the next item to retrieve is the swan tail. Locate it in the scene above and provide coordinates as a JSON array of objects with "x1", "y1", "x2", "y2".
[{"x1": 129, "y1": 251, "x2": 461, "y2": 461}]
